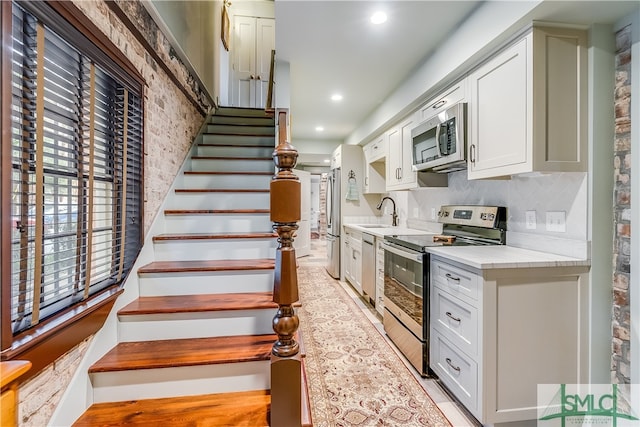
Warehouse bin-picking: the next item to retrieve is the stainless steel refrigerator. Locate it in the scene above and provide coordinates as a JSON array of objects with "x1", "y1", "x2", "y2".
[{"x1": 325, "y1": 167, "x2": 341, "y2": 278}]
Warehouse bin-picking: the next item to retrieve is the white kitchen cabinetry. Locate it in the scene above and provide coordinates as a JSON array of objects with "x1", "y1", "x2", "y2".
[
  {"x1": 419, "y1": 79, "x2": 466, "y2": 121},
  {"x1": 386, "y1": 114, "x2": 418, "y2": 191},
  {"x1": 375, "y1": 237, "x2": 385, "y2": 316},
  {"x1": 363, "y1": 136, "x2": 386, "y2": 194},
  {"x1": 467, "y1": 26, "x2": 587, "y2": 180},
  {"x1": 232, "y1": 16, "x2": 275, "y2": 108},
  {"x1": 344, "y1": 227, "x2": 363, "y2": 294},
  {"x1": 429, "y1": 256, "x2": 589, "y2": 425}
]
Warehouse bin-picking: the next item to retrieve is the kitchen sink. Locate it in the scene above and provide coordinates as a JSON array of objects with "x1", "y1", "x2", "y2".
[{"x1": 357, "y1": 224, "x2": 391, "y2": 229}]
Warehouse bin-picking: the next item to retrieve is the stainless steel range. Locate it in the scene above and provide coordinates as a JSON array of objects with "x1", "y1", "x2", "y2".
[{"x1": 381, "y1": 205, "x2": 506, "y2": 376}]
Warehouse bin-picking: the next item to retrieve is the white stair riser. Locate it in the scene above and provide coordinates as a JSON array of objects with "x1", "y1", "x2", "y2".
[
  {"x1": 166, "y1": 193, "x2": 270, "y2": 210},
  {"x1": 202, "y1": 134, "x2": 274, "y2": 146},
  {"x1": 153, "y1": 239, "x2": 277, "y2": 261},
  {"x1": 138, "y1": 270, "x2": 274, "y2": 296},
  {"x1": 216, "y1": 108, "x2": 267, "y2": 117},
  {"x1": 209, "y1": 116, "x2": 273, "y2": 126},
  {"x1": 118, "y1": 309, "x2": 276, "y2": 341},
  {"x1": 180, "y1": 174, "x2": 271, "y2": 190},
  {"x1": 91, "y1": 361, "x2": 270, "y2": 402},
  {"x1": 190, "y1": 159, "x2": 274, "y2": 173},
  {"x1": 196, "y1": 145, "x2": 273, "y2": 158},
  {"x1": 163, "y1": 214, "x2": 272, "y2": 234},
  {"x1": 206, "y1": 124, "x2": 274, "y2": 135}
]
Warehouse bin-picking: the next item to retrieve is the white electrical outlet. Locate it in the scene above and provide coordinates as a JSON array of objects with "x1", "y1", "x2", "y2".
[
  {"x1": 545, "y1": 211, "x2": 566, "y2": 232},
  {"x1": 431, "y1": 208, "x2": 436, "y2": 220},
  {"x1": 525, "y1": 211, "x2": 537, "y2": 229}
]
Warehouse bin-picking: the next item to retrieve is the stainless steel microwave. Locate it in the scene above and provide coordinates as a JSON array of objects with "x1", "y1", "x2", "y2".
[{"x1": 411, "y1": 102, "x2": 467, "y2": 173}]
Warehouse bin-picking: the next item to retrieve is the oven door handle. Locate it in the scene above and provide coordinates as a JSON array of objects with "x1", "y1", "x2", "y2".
[{"x1": 381, "y1": 242, "x2": 423, "y2": 264}]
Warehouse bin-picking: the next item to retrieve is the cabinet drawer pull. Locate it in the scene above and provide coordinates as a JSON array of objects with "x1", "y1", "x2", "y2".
[
  {"x1": 470, "y1": 144, "x2": 476, "y2": 163},
  {"x1": 445, "y1": 273, "x2": 461, "y2": 282},
  {"x1": 432, "y1": 99, "x2": 447, "y2": 109},
  {"x1": 446, "y1": 357, "x2": 461, "y2": 372},
  {"x1": 446, "y1": 311, "x2": 461, "y2": 322}
]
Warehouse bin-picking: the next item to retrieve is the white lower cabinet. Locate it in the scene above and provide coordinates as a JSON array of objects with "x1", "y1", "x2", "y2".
[
  {"x1": 375, "y1": 237, "x2": 385, "y2": 315},
  {"x1": 344, "y1": 228, "x2": 362, "y2": 294},
  {"x1": 430, "y1": 256, "x2": 589, "y2": 425}
]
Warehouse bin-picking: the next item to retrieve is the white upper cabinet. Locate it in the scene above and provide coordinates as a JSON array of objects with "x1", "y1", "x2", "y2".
[
  {"x1": 363, "y1": 136, "x2": 386, "y2": 194},
  {"x1": 467, "y1": 26, "x2": 587, "y2": 180},
  {"x1": 386, "y1": 114, "x2": 418, "y2": 191}
]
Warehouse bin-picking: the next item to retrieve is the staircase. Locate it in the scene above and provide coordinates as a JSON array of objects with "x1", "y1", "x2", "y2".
[{"x1": 72, "y1": 107, "x2": 311, "y2": 426}]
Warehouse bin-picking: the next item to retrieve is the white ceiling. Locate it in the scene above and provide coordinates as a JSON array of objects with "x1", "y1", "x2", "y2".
[{"x1": 275, "y1": 1, "x2": 481, "y2": 143}]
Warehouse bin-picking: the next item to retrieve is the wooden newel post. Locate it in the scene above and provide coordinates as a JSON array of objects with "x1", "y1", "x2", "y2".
[{"x1": 270, "y1": 110, "x2": 302, "y2": 427}]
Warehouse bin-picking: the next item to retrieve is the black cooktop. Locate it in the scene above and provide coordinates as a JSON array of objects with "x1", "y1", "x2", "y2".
[{"x1": 385, "y1": 234, "x2": 488, "y2": 252}]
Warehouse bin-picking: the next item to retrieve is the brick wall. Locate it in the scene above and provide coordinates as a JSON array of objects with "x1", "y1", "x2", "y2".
[
  {"x1": 18, "y1": 1, "x2": 209, "y2": 424},
  {"x1": 612, "y1": 24, "x2": 632, "y2": 385}
]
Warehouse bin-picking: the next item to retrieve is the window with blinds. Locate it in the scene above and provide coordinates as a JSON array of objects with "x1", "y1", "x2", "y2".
[{"x1": 9, "y1": 2, "x2": 143, "y2": 334}]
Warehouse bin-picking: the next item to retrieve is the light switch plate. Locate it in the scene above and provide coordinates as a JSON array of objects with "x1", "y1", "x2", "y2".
[
  {"x1": 413, "y1": 208, "x2": 419, "y2": 218},
  {"x1": 525, "y1": 211, "x2": 537, "y2": 229},
  {"x1": 546, "y1": 211, "x2": 566, "y2": 232},
  {"x1": 431, "y1": 208, "x2": 436, "y2": 220}
]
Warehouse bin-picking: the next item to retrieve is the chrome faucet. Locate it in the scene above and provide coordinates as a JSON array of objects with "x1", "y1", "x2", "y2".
[{"x1": 376, "y1": 197, "x2": 398, "y2": 227}]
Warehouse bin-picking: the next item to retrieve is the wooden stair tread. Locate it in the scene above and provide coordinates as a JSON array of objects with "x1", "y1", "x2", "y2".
[
  {"x1": 164, "y1": 209, "x2": 270, "y2": 215},
  {"x1": 184, "y1": 170, "x2": 273, "y2": 175},
  {"x1": 88, "y1": 334, "x2": 277, "y2": 373},
  {"x1": 73, "y1": 389, "x2": 271, "y2": 426},
  {"x1": 152, "y1": 232, "x2": 276, "y2": 242},
  {"x1": 192, "y1": 156, "x2": 273, "y2": 161},
  {"x1": 138, "y1": 259, "x2": 275, "y2": 274},
  {"x1": 199, "y1": 143, "x2": 273, "y2": 148},
  {"x1": 202, "y1": 132, "x2": 275, "y2": 137},
  {"x1": 118, "y1": 292, "x2": 277, "y2": 316},
  {"x1": 175, "y1": 188, "x2": 270, "y2": 193}
]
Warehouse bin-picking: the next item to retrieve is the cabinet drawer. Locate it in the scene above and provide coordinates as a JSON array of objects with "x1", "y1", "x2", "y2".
[
  {"x1": 430, "y1": 329, "x2": 478, "y2": 416},
  {"x1": 420, "y1": 80, "x2": 466, "y2": 120},
  {"x1": 431, "y1": 259, "x2": 479, "y2": 301},
  {"x1": 364, "y1": 137, "x2": 387, "y2": 162},
  {"x1": 431, "y1": 286, "x2": 478, "y2": 356}
]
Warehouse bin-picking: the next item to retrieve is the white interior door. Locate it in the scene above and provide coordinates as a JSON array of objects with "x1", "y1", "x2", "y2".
[
  {"x1": 231, "y1": 16, "x2": 274, "y2": 108},
  {"x1": 255, "y1": 18, "x2": 275, "y2": 108},
  {"x1": 232, "y1": 16, "x2": 256, "y2": 107},
  {"x1": 294, "y1": 169, "x2": 311, "y2": 257}
]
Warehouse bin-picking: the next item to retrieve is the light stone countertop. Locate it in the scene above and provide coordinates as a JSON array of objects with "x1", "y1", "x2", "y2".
[
  {"x1": 426, "y1": 245, "x2": 590, "y2": 270},
  {"x1": 343, "y1": 224, "x2": 433, "y2": 238}
]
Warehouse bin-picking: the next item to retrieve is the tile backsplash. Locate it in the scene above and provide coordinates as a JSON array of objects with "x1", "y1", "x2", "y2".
[{"x1": 399, "y1": 170, "x2": 589, "y2": 256}]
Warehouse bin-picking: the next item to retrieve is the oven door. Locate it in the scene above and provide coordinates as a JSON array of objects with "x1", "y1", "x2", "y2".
[{"x1": 381, "y1": 241, "x2": 426, "y2": 340}]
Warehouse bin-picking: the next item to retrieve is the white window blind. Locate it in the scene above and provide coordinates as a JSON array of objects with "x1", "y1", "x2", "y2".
[{"x1": 10, "y1": 2, "x2": 143, "y2": 334}]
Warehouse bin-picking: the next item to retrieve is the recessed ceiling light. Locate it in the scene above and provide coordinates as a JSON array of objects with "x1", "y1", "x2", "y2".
[
  {"x1": 323, "y1": 159, "x2": 330, "y2": 163},
  {"x1": 370, "y1": 11, "x2": 387, "y2": 25},
  {"x1": 331, "y1": 94, "x2": 343, "y2": 102},
  {"x1": 315, "y1": 126, "x2": 324, "y2": 132}
]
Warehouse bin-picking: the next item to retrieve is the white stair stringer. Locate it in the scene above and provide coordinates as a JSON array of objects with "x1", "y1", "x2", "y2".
[
  {"x1": 90, "y1": 360, "x2": 271, "y2": 403},
  {"x1": 152, "y1": 237, "x2": 277, "y2": 261},
  {"x1": 117, "y1": 308, "x2": 277, "y2": 342}
]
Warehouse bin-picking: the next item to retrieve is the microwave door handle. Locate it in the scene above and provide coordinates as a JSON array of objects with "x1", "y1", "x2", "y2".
[{"x1": 435, "y1": 123, "x2": 444, "y2": 156}]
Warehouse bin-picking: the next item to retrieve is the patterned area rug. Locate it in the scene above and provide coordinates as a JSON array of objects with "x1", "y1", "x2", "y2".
[{"x1": 297, "y1": 266, "x2": 452, "y2": 427}]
